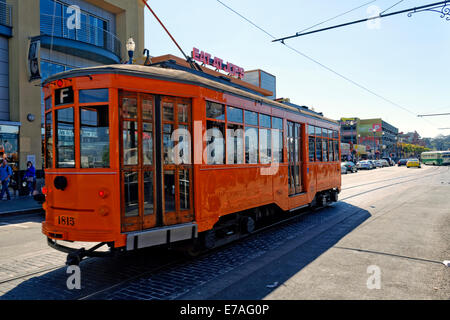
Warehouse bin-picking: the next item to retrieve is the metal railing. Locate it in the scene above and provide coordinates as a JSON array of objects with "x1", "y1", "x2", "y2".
[
  {"x1": 40, "y1": 14, "x2": 121, "y2": 58},
  {"x1": 0, "y1": 2, "x2": 12, "y2": 27}
]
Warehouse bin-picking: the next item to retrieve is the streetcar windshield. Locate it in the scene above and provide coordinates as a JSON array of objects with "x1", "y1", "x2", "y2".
[
  {"x1": 44, "y1": 86, "x2": 110, "y2": 169},
  {"x1": 80, "y1": 106, "x2": 110, "y2": 168}
]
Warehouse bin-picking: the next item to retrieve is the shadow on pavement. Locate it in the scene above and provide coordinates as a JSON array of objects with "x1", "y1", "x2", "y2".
[{"x1": 1, "y1": 202, "x2": 370, "y2": 300}]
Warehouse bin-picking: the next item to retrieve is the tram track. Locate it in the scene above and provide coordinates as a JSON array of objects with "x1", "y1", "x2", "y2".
[
  {"x1": 340, "y1": 166, "x2": 447, "y2": 201},
  {"x1": 341, "y1": 166, "x2": 443, "y2": 191}
]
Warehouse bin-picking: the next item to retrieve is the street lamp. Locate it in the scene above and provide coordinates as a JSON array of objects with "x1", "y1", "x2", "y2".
[
  {"x1": 372, "y1": 128, "x2": 376, "y2": 159},
  {"x1": 126, "y1": 37, "x2": 135, "y2": 64}
]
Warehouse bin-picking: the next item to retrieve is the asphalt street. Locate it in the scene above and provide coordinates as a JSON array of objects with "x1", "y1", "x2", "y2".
[{"x1": 0, "y1": 165, "x2": 448, "y2": 300}]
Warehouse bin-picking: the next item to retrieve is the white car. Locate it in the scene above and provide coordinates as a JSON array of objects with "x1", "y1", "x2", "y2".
[{"x1": 356, "y1": 160, "x2": 372, "y2": 170}]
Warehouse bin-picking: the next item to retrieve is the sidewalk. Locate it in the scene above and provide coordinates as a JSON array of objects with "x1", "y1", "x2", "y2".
[
  {"x1": 0, "y1": 196, "x2": 43, "y2": 216},
  {"x1": 0, "y1": 178, "x2": 45, "y2": 216}
]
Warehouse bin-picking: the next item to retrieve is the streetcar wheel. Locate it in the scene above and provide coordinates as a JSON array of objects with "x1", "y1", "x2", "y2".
[
  {"x1": 185, "y1": 244, "x2": 203, "y2": 258},
  {"x1": 331, "y1": 191, "x2": 338, "y2": 202},
  {"x1": 66, "y1": 253, "x2": 81, "y2": 266},
  {"x1": 320, "y1": 194, "x2": 328, "y2": 207},
  {"x1": 202, "y1": 230, "x2": 216, "y2": 249},
  {"x1": 241, "y1": 216, "x2": 255, "y2": 234}
]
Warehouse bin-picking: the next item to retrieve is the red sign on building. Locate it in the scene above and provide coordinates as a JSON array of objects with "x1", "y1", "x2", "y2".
[{"x1": 192, "y1": 47, "x2": 245, "y2": 79}]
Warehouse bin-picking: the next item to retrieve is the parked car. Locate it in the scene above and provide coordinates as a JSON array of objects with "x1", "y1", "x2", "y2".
[
  {"x1": 372, "y1": 160, "x2": 383, "y2": 168},
  {"x1": 382, "y1": 157, "x2": 395, "y2": 166},
  {"x1": 341, "y1": 161, "x2": 358, "y2": 173},
  {"x1": 397, "y1": 159, "x2": 408, "y2": 166},
  {"x1": 379, "y1": 159, "x2": 389, "y2": 167},
  {"x1": 366, "y1": 160, "x2": 376, "y2": 169},
  {"x1": 341, "y1": 163, "x2": 348, "y2": 174},
  {"x1": 356, "y1": 160, "x2": 372, "y2": 170},
  {"x1": 406, "y1": 159, "x2": 421, "y2": 168}
]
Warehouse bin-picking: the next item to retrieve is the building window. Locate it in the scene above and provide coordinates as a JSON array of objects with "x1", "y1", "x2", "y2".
[{"x1": 40, "y1": 0, "x2": 110, "y2": 49}]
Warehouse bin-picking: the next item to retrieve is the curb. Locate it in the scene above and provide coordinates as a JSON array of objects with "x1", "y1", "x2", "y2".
[{"x1": 0, "y1": 207, "x2": 44, "y2": 218}]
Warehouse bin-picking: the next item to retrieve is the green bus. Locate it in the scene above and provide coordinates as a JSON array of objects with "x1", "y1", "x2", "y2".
[{"x1": 421, "y1": 151, "x2": 450, "y2": 166}]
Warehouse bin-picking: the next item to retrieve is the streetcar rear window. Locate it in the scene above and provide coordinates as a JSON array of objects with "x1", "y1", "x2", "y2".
[
  {"x1": 79, "y1": 88, "x2": 109, "y2": 103},
  {"x1": 80, "y1": 106, "x2": 110, "y2": 168},
  {"x1": 55, "y1": 108, "x2": 75, "y2": 168}
]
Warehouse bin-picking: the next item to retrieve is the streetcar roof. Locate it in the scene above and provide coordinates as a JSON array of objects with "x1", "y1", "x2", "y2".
[{"x1": 43, "y1": 64, "x2": 338, "y2": 126}]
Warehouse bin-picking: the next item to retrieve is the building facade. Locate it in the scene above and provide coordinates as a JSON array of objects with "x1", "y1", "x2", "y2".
[
  {"x1": 2, "y1": 0, "x2": 144, "y2": 178},
  {"x1": 340, "y1": 117, "x2": 398, "y2": 159}
]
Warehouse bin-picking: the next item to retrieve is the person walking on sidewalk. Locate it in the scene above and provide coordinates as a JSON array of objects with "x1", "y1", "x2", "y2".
[
  {"x1": 23, "y1": 161, "x2": 36, "y2": 196},
  {"x1": 0, "y1": 158, "x2": 12, "y2": 201}
]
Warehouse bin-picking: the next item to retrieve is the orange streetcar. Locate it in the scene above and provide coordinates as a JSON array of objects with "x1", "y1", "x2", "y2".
[{"x1": 41, "y1": 60, "x2": 341, "y2": 264}]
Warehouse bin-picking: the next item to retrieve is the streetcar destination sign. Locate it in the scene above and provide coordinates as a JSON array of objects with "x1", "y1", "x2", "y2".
[{"x1": 192, "y1": 47, "x2": 245, "y2": 79}]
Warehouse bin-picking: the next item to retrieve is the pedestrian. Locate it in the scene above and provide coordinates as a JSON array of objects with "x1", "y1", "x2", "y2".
[
  {"x1": 23, "y1": 161, "x2": 36, "y2": 196},
  {"x1": 0, "y1": 158, "x2": 12, "y2": 201}
]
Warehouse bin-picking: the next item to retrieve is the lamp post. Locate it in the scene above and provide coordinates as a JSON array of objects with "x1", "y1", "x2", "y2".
[
  {"x1": 372, "y1": 128, "x2": 376, "y2": 159},
  {"x1": 126, "y1": 37, "x2": 135, "y2": 64}
]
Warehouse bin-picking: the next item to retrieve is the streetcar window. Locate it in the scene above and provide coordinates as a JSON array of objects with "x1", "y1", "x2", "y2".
[
  {"x1": 206, "y1": 101, "x2": 225, "y2": 120},
  {"x1": 272, "y1": 117, "x2": 283, "y2": 130},
  {"x1": 79, "y1": 88, "x2": 109, "y2": 103},
  {"x1": 164, "y1": 170, "x2": 176, "y2": 212},
  {"x1": 123, "y1": 121, "x2": 138, "y2": 166},
  {"x1": 163, "y1": 124, "x2": 174, "y2": 164},
  {"x1": 259, "y1": 128, "x2": 272, "y2": 164},
  {"x1": 328, "y1": 140, "x2": 333, "y2": 162},
  {"x1": 259, "y1": 114, "x2": 271, "y2": 128},
  {"x1": 323, "y1": 139, "x2": 328, "y2": 162},
  {"x1": 316, "y1": 137, "x2": 323, "y2": 161},
  {"x1": 55, "y1": 107, "x2": 75, "y2": 168},
  {"x1": 226, "y1": 124, "x2": 244, "y2": 164},
  {"x1": 227, "y1": 106, "x2": 243, "y2": 123},
  {"x1": 206, "y1": 121, "x2": 225, "y2": 164},
  {"x1": 124, "y1": 171, "x2": 139, "y2": 217},
  {"x1": 334, "y1": 140, "x2": 339, "y2": 161},
  {"x1": 245, "y1": 127, "x2": 258, "y2": 164},
  {"x1": 245, "y1": 110, "x2": 258, "y2": 126},
  {"x1": 178, "y1": 102, "x2": 189, "y2": 123},
  {"x1": 328, "y1": 129, "x2": 333, "y2": 139},
  {"x1": 308, "y1": 137, "x2": 315, "y2": 162},
  {"x1": 333, "y1": 130, "x2": 339, "y2": 139},
  {"x1": 142, "y1": 96, "x2": 153, "y2": 121},
  {"x1": 143, "y1": 122, "x2": 153, "y2": 165},
  {"x1": 80, "y1": 106, "x2": 110, "y2": 168},
  {"x1": 272, "y1": 129, "x2": 283, "y2": 163},
  {"x1": 122, "y1": 97, "x2": 137, "y2": 119},
  {"x1": 163, "y1": 101, "x2": 174, "y2": 121},
  {"x1": 143, "y1": 171, "x2": 154, "y2": 215},
  {"x1": 45, "y1": 112, "x2": 53, "y2": 168},
  {"x1": 45, "y1": 97, "x2": 52, "y2": 111},
  {"x1": 315, "y1": 126, "x2": 321, "y2": 136},
  {"x1": 308, "y1": 125, "x2": 315, "y2": 136},
  {"x1": 179, "y1": 170, "x2": 190, "y2": 210}
]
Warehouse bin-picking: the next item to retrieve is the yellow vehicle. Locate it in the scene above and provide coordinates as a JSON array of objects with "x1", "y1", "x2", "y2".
[{"x1": 406, "y1": 159, "x2": 421, "y2": 168}]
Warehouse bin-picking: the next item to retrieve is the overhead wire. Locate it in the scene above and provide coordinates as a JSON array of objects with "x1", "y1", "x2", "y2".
[
  {"x1": 297, "y1": 0, "x2": 378, "y2": 34},
  {"x1": 214, "y1": 0, "x2": 440, "y2": 128}
]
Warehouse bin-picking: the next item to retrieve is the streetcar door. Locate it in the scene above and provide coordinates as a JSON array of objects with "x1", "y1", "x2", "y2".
[
  {"x1": 120, "y1": 92, "x2": 157, "y2": 232},
  {"x1": 287, "y1": 121, "x2": 303, "y2": 195},
  {"x1": 160, "y1": 96, "x2": 194, "y2": 226}
]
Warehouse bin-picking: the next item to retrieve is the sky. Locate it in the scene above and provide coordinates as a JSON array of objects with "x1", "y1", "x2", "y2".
[{"x1": 143, "y1": 0, "x2": 450, "y2": 138}]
